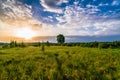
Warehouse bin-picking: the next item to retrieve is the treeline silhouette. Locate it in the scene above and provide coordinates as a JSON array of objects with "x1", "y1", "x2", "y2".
[
  {"x1": 63, "y1": 41, "x2": 120, "y2": 49},
  {"x1": 2, "y1": 41, "x2": 27, "y2": 48},
  {"x1": 1, "y1": 41, "x2": 120, "y2": 49}
]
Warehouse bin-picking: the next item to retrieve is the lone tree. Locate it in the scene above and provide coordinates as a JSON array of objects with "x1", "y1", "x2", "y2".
[{"x1": 57, "y1": 34, "x2": 65, "y2": 44}]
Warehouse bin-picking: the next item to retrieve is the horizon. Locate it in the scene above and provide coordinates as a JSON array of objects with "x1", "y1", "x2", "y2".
[
  {"x1": 0, "y1": 35, "x2": 120, "y2": 43},
  {"x1": 0, "y1": 0, "x2": 120, "y2": 42}
]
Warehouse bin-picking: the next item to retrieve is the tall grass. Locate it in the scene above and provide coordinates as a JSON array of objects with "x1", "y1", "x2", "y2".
[{"x1": 0, "y1": 46, "x2": 120, "y2": 80}]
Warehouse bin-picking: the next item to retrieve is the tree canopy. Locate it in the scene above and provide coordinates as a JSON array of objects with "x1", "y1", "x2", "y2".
[{"x1": 57, "y1": 34, "x2": 65, "y2": 44}]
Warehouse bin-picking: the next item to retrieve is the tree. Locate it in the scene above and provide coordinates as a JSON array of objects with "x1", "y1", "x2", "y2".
[
  {"x1": 57, "y1": 34, "x2": 65, "y2": 44},
  {"x1": 10, "y1": 41, "x2": 17, "y2": 48},
  {"x1": 38, "y1": 42, "x2": 41, "y2": 47},
  {"x1": 46, "y1": 41, "x2": 50, "y2": 46},
  {"x1": 19, "y1": 42, "x2": 27, "y2": 48},
  {"x1": 41, "y1": 42, "x2": 45, "y2": 53}
]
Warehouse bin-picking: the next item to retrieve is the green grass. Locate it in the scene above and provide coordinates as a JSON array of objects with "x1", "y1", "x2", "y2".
[{"x1": 0, "y1": 46, "x2": 120, "y2": 80}]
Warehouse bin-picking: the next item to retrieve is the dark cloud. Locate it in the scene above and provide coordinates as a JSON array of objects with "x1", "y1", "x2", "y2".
[
  {"x1": 43, "y1": 0, "x2": 59, "y2": 8},
  {"x1": 41, "y1": 0, "x2": 68, "y2": 7}
]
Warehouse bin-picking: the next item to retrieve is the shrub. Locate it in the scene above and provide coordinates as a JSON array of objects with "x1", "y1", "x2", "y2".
[
  {"x1": 41, "y1": 43, "x2": 45, "y2": 53},
  {"x1": 19, "y1": 42, "x2": 27, "y2": 48},
  {"x1": 46, "y1": 41, "x2": 50, "y2": 46},
  {"x1": 2, "y1": 44, "x2": 9, "y2": 48}
]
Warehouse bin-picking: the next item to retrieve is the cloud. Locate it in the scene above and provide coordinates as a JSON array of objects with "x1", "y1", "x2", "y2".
[
  {"x1": 94, "y1": 20, "x2": 120, "y2": 35},
  {"x1": 54, "y1": 2, "x2": 120, "y2": 36},
  {"x1": 0, "y1": 0, "x2": 42, "y2": 26},
  {"x1": 112, "y1": 0, "x2": 119, "y2": 6},
  {"x1": 0, "y1": 0, "x2": 42, "y2": 38},
  {"x1": 56, "y1": 5, "x2": 97, "y2": 27},
  {"x1": 86, "y1": 4, "x2": 100, "y2": 14},
  {"x1": 0, "y1": 0, "x2": 32, "y2": 21},
  {"x1": 0, "y1": 20, "x2": 15, "y2": 37},
  {"x1": 98, "y1": 3, "x2": 109, "y2": 6},
  {"x1": 0, "y1": 0, "x2": 120, "y2": 38},
  {"x1": 40, "y1": 0, "x2": 68, "y2": 13}
]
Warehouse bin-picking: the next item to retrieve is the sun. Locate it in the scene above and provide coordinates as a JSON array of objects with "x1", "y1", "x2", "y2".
[{"x1": 14, "y1": 27, "x2": 37, "y2": 40}]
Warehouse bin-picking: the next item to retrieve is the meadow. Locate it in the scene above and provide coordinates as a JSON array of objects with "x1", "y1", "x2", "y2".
[{"x1": 0, "y1": 46, "x2": 120, "y2": 80}]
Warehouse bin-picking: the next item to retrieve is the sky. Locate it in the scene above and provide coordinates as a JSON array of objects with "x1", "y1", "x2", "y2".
[{"x1": 0, "y1": 0, "x2": 120, "y2": 42}]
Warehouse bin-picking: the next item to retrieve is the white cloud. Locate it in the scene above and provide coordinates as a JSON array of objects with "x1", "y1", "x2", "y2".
[
  {"x1": 86, "y1": 4, "x2": 93, "y2": 8},
  {"x1": 0, "y1": 0, "x2": 120, "y2": 38},
  {"x1": 54, "y1": 3, "x2": 120, "y2": 36},
  {"x1": 112, "y1": 0, "x2": 119, "y2": 6},
  {"x1": 94, "y1": 20, "x2": 120, "y2": 35},
  {"x1": 0, "y1": 0, "x2": 42, "y2": 37},
  {"x1": 40, "y1": 0, "x2": 68, "y2": 13},
  {"x1": 1, "y1": 0, "x2": 32, "y2": 20},
  {"x1": 99, "y1": 3, "x2": 109, "y2": 6},
  {"x1": 0, "y1": 20, "x2": 15, "y2": 36},
  {"x1": 57, "y1": 0, "x2": 69, "y2": 5}
]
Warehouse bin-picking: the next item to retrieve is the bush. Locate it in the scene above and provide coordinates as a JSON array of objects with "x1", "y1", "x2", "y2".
[
  {"x1": 2, "y1": 44, "x2": 9, "y2": 48},
  {"x1": 46, "y1": 41, "x2": 50, "y2": 46},
  {"x1": 9, "y1": 41, "x2": 18, "y2": 48},
  {"x1": 98, "y1": 43, "x2": 109, "y2": 49},
  {"x1": 19, "y1": 42, "x2": 27, "y2": 48},
  {"x1": 41, "y1": 43, "x2": 45, "y2": 53}
]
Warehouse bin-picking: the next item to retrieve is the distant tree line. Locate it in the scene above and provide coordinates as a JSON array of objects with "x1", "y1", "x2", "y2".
[
  {"x1": 1, "y1": 34, "x2": 120, "y2": 49},
  {"x1": 0, "y1": 43, "x2": 7, "y2": 46},
  {"x1": 2, "y1": 41, "x2": 27, "y2": 48},
  {"x1": 2, "y1": 41, "x2": 120, "y2": 49},
  {"x1": 26, "y1": 41, "x2": 120, "y2": 49},
  {"x1": 62, "y1": 41, "x2": 120, "y2": 49}
]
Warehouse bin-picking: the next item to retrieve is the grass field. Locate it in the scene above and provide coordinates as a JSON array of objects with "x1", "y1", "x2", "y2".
[{"x1": 0, "y1": 46, "x2": 120, "y2": 80}]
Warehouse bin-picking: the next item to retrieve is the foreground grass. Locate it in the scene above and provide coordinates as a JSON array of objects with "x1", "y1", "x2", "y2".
[{"x1": 0, "y1": 46, "x2": 120, "y2": 80}]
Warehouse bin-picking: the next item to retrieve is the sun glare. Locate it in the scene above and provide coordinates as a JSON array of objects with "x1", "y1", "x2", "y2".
[{"x1": 14, "y1": 27, "x2": 37, "y2": 40}]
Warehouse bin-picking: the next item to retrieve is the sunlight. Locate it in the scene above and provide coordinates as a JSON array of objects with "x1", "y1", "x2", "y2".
[{"x1": 14, "y1": 27, "x2": 37, "y2": 40}]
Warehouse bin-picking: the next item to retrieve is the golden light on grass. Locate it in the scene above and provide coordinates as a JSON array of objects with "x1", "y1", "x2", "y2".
[{"x1": 14, "y1": 27, "x2": 37, "y2": 40}]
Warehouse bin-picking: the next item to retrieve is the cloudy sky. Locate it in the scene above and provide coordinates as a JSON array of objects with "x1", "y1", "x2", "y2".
[{"x1": 0, "y1": 0, "x2": 120, "y2": 42}]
